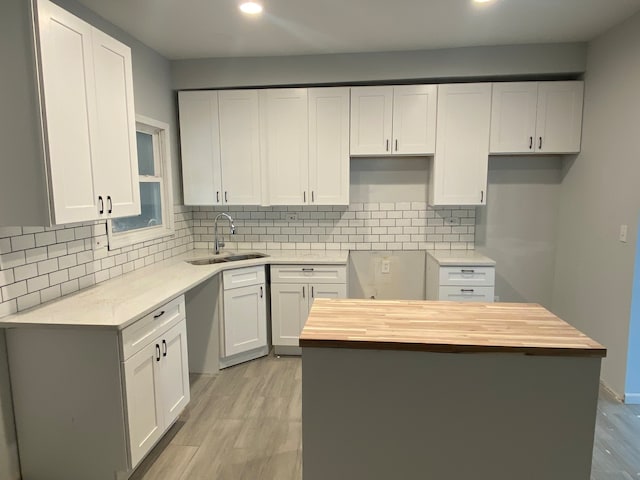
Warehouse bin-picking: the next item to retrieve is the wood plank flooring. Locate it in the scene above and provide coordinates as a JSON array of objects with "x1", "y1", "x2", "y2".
[{"x1": 130, "y1": 353, "x2": 640, "y2": 480}]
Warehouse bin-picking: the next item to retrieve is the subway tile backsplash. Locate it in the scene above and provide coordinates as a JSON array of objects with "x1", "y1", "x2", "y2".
[
  {"x1": 0, "y1": 202, "x2": 475, "y2": 317},
  {"x1": 0, "y1": 206, "x2": 193, "y2": 317},
  {"x1": 193, "y1": 202, "x2": 475, "y2": 252}
]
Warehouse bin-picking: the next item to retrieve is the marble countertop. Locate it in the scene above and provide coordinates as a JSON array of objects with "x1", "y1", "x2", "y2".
[
  {"x1": 0, "y1": 249, "x2": 349, "y2": 330},
  {"x1": 427, "y1": 250, "x2": 496, "y2": 266}
]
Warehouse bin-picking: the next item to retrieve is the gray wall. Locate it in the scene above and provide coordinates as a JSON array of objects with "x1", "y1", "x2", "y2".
[
  {"x1": 0, "y1": 2, "x2": 179, "y2": 477},
  {"x1": 171, "y1": 43, "x2": 587, "y2": 90},
  {"x1": 552, "y1": 11, "x2": 640, "y2": 397},
  {"x1": 476, "y1": 156, "x2": 564, "y2": 308}
]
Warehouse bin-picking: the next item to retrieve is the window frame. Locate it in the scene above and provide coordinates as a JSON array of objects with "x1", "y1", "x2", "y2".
[{"x1": 107, "y1": 115, "x2": 174, "y2": 250}]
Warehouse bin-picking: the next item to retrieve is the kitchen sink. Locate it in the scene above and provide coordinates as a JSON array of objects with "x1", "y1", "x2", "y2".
[{"x1": 187, "y1": 252, "x2": 268, "y2": 265}]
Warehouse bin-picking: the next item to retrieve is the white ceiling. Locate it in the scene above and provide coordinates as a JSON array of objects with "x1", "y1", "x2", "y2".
[{"x1": 75, "y1": 0, "x2": 640, "y2": 60}]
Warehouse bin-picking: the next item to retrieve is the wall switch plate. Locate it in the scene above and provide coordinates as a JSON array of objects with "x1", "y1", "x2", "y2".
[
  {"x1": 620, "y1": 224, "x2": 628, "y2": 243},
  {"x1": 381, "y1": 259, "x2": 390, "y2": 274},
  {"x1": 284, "y1": 213, "x2": 298, "y2": 221}
]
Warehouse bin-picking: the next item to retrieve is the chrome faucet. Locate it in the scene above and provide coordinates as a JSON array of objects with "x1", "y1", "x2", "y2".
[{"x1": 213, "y1": 212, "x2": 236, "y2": 254}]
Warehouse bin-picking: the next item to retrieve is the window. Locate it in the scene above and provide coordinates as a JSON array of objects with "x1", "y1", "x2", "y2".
[{"x1": 107, "y1": 115, "x2": 174, "y2": 249}]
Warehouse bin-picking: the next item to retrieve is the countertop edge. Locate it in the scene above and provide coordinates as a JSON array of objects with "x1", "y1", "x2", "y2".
[{"x1": 298, "y1": 338, "x2": 607, "y2": 358}]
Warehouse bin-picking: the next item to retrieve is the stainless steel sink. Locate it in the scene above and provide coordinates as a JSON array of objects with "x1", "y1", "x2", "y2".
[{"x1": 187, "y1": 252, "x2": 268, "y2": 266}]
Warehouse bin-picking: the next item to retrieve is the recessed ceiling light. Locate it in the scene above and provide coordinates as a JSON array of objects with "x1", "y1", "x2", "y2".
[{"x1": 239, "y1": 1, "x2": 263, "y2": 14}]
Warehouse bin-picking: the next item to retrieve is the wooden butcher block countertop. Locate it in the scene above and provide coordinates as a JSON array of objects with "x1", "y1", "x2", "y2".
[{"x1": 299, "y1": 299, "x2": 606, "y2": 357}]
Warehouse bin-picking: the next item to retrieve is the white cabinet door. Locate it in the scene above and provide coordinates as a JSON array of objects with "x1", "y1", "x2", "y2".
[
  {"x1": 123, "y1": 341, "x2": 163, "y2": 468},
  {"x1": 308, "y1": 87, "x2": 350, "y2": 205},
  {"x1": 430, "y1": 83, "x2": 491, "y2": 206},
  {"x1": 392, "y1": 85, "x2": 437, "y2": 155},
  {"x1": 263, "y1": 89, "x2": 309, "y2": 205},
  {"x1": 489, "y1": 82, "x2": 538, "y2": 154},
  {"x1": 218, "y1": 90, "x2": 262, "y2": 205},
  {"x1": 91, "y1": 28, "x2": 140, "y2": 218},
  {"x1": 158, "y1": 320, "x2": 190, "y2": 429},
  {"x1": 350, "y1": 86, "x2": 393, "y2": 155},
  {"x1": 37, "y1": 0, "x2": 100, "y2": 224},
  {"x1": 270, "y1": 283, "x2": 308, "y2": 347},
  {"x1": 536, "y1": 81, "x2": 584, "y2": 154},
  {"x1": 178, "y1": 91, "x2": 222, "y2": 205},
  {"x1": 223, "y1": 284, "x2": 267, "y2": 356}
]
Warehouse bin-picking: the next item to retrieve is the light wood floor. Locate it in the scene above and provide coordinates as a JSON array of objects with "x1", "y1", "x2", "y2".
[{"x1": 130, "y1": 353, "x2": 640, "y2": 480}]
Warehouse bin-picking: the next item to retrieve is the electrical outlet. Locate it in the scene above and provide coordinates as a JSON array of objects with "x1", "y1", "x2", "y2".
[
  {"x1": 619, "y1": 224, "x2": 628, "y2": 243},
  {"x1": 284, "y1": 213, "x2": 298, "y2": 221},
  {"x1": 381, "y1": 259, "x2": 390, "y2": 274}
]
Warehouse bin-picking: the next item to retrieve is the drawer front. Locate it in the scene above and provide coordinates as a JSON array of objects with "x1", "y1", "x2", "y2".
[
  {"x1": 438, "y1": 286, "x2": 494, "y2": 302},
  {"x1": 223, "y1": 265, "x2": 265, "y2": 290},
  {"x1": 121, "y1": 295, "x2": 185, "y2": 361},
  {"x1": 439, "y1": 266, "x2": 495, "y2": 286},
  {"x1": 271, "y1": 265, "x2": 347, "y2": 284}
]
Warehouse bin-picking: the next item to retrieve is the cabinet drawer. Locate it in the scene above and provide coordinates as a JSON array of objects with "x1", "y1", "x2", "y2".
[
  {"x1": 271, "y1": 265, "x2": 346, "y2": 284},
  {"x1": 438, "y1": 286, "x2": 494, "y2": 302},
  {"x1": 223, "y1": 265, "x2": 265, "y2": 290},
  {"x1": 438, "y1": 266, "x2": 495, "y2": 286},
  {"x1": 121, "y1": 295, "x2": 185, "y2": 361}
]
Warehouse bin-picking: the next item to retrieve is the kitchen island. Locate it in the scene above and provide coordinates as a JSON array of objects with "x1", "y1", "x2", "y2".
[{"x1": 300, "y1": 299, "x2": 606, "y2": 480}]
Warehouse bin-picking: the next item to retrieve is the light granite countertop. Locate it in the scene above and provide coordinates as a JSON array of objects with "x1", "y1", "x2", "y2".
[
  {"x1": 0, "y1": 249, "x2": 349, "y2": 330},
  {"x1": 427, "y1": 250, "x2": 496, "y2": 266}
]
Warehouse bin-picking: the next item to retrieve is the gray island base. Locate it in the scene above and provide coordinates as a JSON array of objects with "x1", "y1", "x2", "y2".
[{"x1": 300, "y1": 299, "x2": 606, "y2": 480}]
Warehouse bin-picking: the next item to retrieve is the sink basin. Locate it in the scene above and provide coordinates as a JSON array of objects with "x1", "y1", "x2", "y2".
[{"x1": 187, "y1": 252, "x2": 268, "y2": 266}]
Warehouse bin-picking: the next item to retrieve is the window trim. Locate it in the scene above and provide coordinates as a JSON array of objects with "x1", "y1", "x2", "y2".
[{"x1": 107, "y1": 115, "x2": 174, "y2": 250}]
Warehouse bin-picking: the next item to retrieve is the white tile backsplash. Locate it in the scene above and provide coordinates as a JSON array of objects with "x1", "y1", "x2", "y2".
[
  {"x1": 192, "y1": 203, "x2": 475, "y2": 252},
  {"x1": 0, "y1": 207, "x2": 193, "y2": 317},
  {"x1": 0, "y1": 202, "x2": 476, "y2": 319}
]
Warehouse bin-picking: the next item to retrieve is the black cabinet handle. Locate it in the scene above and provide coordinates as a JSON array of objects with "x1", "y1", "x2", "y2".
[
  {"x1": 311, "y1": 191, "x2": 315, "y2": 203},
  {"x1": 395, "y1": 139, "x2": 398, "y2": 151},
  {"x1": 155, "y1": 344, "x2": 161, "y2": 362},
  {"x1": 98, "y1": 196, "x2": 104, "y2": 214},
  {"x1": 529, "y1": 136, "x2": 533, "y2": 150},
  {"x1": 107, "y1": 196, "x2": 112, "y2": 214},
  {"x1": 162, "y1": 339, "x2": 167, "y2": 357},
  {"x1": 302, "y1": 286, "x2": 305, "y2": 298},
  {"x1": 225, "y1": 191, "x2": 228, "y2": 203},
  {"x1": 260, "y1": 286, "x2": 263, "y2": 298},
  {"x1": 460, "y1": 289, "x2": 475, "y2": 293},
  {"x1": 302, "y1": 268, "x2": 314, "y2": 272},
  {"x1": 461, "y1": 269, "x2": 475, "y2": 274},
  {"x1": 539, "y1": 137, "x2": 543, "y2": 150},
  {"x1": 303, "y1": 191, "x2": 306, "y2": 203},
  {"x1": 386, "y1": 139, "x2": 389, "y2": 151},
  {"x1": 311, "y1": 286, "x2": 314, "y2": 298},
  {"x1": 481, "y1": 190, "x2": 484, "y2": 203},
  {"x1": 153, "y1": 310, "x2": 165, "y2": 319},
  {"x1": 216, "y1": 191, "x2": 220, "y2": 203}
]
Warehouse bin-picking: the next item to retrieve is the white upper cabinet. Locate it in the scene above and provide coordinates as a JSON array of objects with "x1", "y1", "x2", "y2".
[
  {"x1": 36, "y1": 0, "x2": 139, "y2": 224},
  {"x1": 350, "y1": 87, "x2": 393, "y2": 155},
  {"x1": 308, "y1": 87, "x2": 350, "y2": 205},
  {"x1": 262, "y1": 89, "x2": 309, "y2": 205},
  {"x1": 179, "y1": 90, "x2": 262, "y2": 206},
  {"x1": 430, "y1": 83, "x2": 492, "y2": 206},
  {"x1": 350, "y1": 85, "x2": 437, "y2": 156},
  {"x1": 218, "y1": 90, "x2": 262, "y2": 205},
  {"x1": 490, "y1": 81, "x2": 584, "y2": 154},
  {"x1": 178, "y1": 91, "x2": 221, "y2": 205}
]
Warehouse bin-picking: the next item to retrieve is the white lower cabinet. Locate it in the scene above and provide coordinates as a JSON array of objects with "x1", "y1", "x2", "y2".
[
  {"x1": 270, "y1": 264, "x2": 347, "y2": 354},
  {"x1": 220, "y1": 265, "x2": 268, "y2": 368},
  {"x1": 123, "y1": 318, "x2": 189, "y2": 468},
  {"x1": 426, "y1": 256, "x2": 495, "y2": 302},
  {"x1": 6, "y1": 295, "x2": 190, "y2": 480}
]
